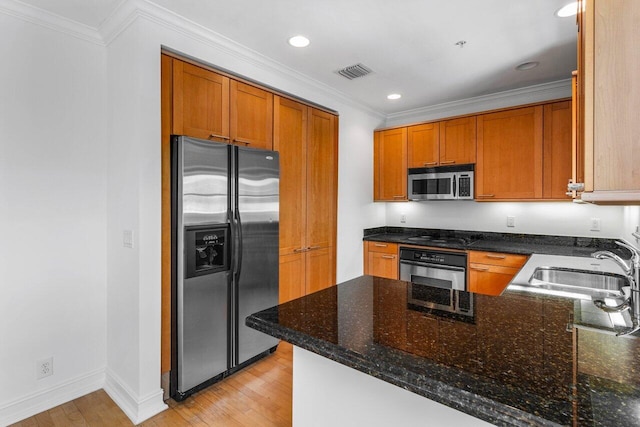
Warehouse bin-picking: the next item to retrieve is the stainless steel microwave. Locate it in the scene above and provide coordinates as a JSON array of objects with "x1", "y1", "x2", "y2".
[{"x1": 408, "y1": 164, "x2": 474, "y2": 201}]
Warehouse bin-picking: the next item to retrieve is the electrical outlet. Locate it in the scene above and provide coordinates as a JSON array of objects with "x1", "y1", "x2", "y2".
[
  {"x1": 506, "y1": 216, "x2": 515, "y2": 228},
  {"x1": 590, "y1": 218, "x2": 601, "y2": 232},
  {"x1": 400, "y1": 214, "x2": 407, "y2": 224},
  {"x1": 37, "y1": 357, "x2": 53, "y2": 380}
]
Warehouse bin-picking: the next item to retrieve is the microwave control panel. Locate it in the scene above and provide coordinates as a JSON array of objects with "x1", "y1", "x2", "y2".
[{"x1": 458, "y1": 175, "x2": 472, "y2": 197}]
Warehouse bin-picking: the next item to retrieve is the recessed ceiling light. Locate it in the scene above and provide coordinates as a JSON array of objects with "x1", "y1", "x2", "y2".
[
  {"x1": 288, "y1": 35, "x2": 310, "y2": 48},
  {"x1": 387, "y1": 93, "x2": 402, "y2": 100},
  {"x1": 515, "y1": 61, "x2": 539, "y2": 71},
  {"x1": 556, "y1": 2, "x2": 578, "y2": 17}
]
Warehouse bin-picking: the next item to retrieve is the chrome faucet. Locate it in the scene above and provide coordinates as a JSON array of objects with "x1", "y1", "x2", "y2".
[{"x1": 592, "y1": 240, "x2": 640, "y2": 336}]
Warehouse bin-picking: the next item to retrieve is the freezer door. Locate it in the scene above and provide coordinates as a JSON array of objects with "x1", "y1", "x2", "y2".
[
  {"x1": 177, "y1": 270, "x2": 229, "y2": 393},
  {"x1": 235, "y1": 147, "x2": 279, "y2": 365},
  {"x1": 179, "y1": 136, "x2": 230, "y2": 226}
]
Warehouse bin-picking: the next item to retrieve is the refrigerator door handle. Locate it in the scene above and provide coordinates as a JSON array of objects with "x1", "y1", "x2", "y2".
[{"x1": 234, "y1": 206, "x2": 243, "y2": 280}]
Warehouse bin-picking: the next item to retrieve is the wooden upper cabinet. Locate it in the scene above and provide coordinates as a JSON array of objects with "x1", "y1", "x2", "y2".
[
  {"x1": 307, "y1": 108, "x2": 338, "y2": 249},
  {"x1": 408, "y1": 123, "x2": 439, "y2": 168},
  {"x1": 439, "y1": 117, "x2": 477, "y2": 165},
  {"x1": 543, "y1": 101, "x2": 572, "y2": 199},
  {"x1": 476, "y1": 106, "x2": 543, "y2": 200},
  {"x1": 172, "y1": 60, "x2": 230, "y2": 142},
  {"x1": 578, "y1": 0, "x2": 640, "y2": 203},
  {"x1": 230, "y1": 81, "x2": 273, "y2": 150},
  {"x1": 374, "y1": 128, "x2": 408, "y2": 201},
  {"x1": 274, "y1": 96, "x2": 307, "y2": 257}
]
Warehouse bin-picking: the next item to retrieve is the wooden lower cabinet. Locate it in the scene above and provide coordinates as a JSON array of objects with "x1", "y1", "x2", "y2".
[
  {"x1": 468, "y1": 251, "x2": 528, "y2": 296},
  {"x1": 306, "y1": 247, "x2": 335, "y2": 294},
  {"x1": 363, "y1": 241, "x2": 398, "y2": 280}
]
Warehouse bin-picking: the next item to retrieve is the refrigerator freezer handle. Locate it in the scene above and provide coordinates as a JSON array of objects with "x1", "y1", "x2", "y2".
[{"x1": 234, "y1": 207, "x2": 243, "y2": 280}]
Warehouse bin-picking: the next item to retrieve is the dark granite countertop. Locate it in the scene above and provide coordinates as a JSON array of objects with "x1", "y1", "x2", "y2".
[
  {"x1": 363, "y1": 227, "x2": 628, "y2": 257},
  {"x1": 247, "y1": 276, "x2": 640, "y2": 426}
]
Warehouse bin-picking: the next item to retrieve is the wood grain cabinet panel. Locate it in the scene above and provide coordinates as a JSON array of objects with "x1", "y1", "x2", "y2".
[
  {"x1": 363, "y1": 242, "x2": 399, "y2": 280},
  {"x1": 172, "y1": 60, "x2": 230, "y2": 142},
  {"x1": 476, "y1": 106, "x2": 543, "y2": 200},
  {"x1": 468, "y1": 251, "x2": 527, "y2": 296},
  {"x1": 230, "y1": 80, "x2": 273, "y2": 150},
  {"x1": 374, "y1": 128, "x2": 407, "y2": 201},
  {"x1": 279, "y1": 253, "x2": 305, "y2": 304},
  {"x1": 577, "y1": 0, "x2": 640, "y2": 203},
  {"x1": 274, "y1": 96, "x2": 338, "y2": 303},
  {"x1": 407, "y1": 123, "x2": 440, "y2": 168},
  {"x1": 543, "y1": 101, "x2": 572, "y2": 199},
  {"x1": 439, "y1": 116, "x2": 476, "y2": 165}
]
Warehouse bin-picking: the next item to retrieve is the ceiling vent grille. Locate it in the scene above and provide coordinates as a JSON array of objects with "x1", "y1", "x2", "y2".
[{"x1": 336, "y1": 63, "x2": 373, "y2": 80}]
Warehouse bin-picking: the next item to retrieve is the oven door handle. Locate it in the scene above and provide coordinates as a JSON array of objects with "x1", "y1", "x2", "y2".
[{"x1": 400, "y1": 260, "x2": 466, "y2": 273}]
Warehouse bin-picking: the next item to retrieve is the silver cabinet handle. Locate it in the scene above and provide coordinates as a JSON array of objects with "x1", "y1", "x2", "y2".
[
  {"x1": 470, "y1": 266, "x2": 490, "y2": 272},
  {"x1": 440, "y1": 160, "x2": 455, "y2": 165},
  {"x1": 476, "y1": 194, "x2": 495, "y2": 198},
  {"x1": 381, "y1": 255, "x2": 396, "y2": 259},
  {"x1": 423, "y1": 162, "x2": 438, "y2": 166},
  {"x1": 392, "y1": 195, "x2": 405, "y2": 199},
  {"x1": 293, "y1": 247, "x2": 306, "y2": 253},
  {"x1": 374, "y1": 243, "x2": 388, "y2": 247},
  {"x1": 308, "y1": 246, "x2": 321, "y2": 251},
  {"x1": 486, "y1": 254, "x2": 506, "y2": 260}
]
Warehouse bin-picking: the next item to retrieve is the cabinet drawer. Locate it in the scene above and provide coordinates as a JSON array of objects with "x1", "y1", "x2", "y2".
[
  {"x1": 469, "y1": 251, "x2": 528, "y2": 268},
  {"x1": 468, "y1": 263, "x2": 520, "y2": 296},
  {"x1": 366, "y1": 241, "x2": 398, "y2": 254}
]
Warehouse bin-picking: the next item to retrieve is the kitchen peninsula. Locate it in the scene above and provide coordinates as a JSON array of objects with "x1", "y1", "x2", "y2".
[{"x1": 248, "y1": 272, "x2": 640, "y2": 426}]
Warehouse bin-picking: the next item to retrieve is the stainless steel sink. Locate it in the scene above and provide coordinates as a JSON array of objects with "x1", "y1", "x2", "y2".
[{"x1": 525, "y1": 267, "x2": 629, "y2": 299}]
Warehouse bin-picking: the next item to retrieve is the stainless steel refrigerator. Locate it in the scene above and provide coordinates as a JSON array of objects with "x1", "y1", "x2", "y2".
[{"x1": 171, "y1": 135, "x2": 279, "y2": 400}]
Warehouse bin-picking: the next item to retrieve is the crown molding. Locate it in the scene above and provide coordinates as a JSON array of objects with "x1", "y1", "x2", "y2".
[
  {"x1": 0, "y1": 0, "x2": 103, "y2": 45},
  {"x1": 384, "y1": 79, "x2": 572, "y2": 127},
  {"x1": 98, "y1": 0, "x2": 385, "y2": 120}
]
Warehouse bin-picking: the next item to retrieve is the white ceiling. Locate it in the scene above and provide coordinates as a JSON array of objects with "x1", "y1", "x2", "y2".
[{"x1": 19, "y1": 0, "x2": 578, "y2": 115}]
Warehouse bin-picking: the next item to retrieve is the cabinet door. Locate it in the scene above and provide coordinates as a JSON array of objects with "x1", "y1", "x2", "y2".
[
  {"x1": 307, "y1": 109, "x2": 338, "y2": 250},
  {"x1": 476, "y1": 106, "x2": 543, "y2": 200},
  {"x1": 366, "y1": 252, "x2": 398, "y2": 280},
  {"x1": 439, "y1": 117, "x2": 476, "y2": 165},
  {"x1": 279, "y1": 252, "x2": 305, "y2": 304},
  {"x1": 274, "y1": 96, "x2": 307, "y2": 257},
  {"x1": 172, "y1": 60, "x2": 230, "y2": 142},
  {"x1": 374, "y1": 128, "x2": 407, "y2": 201},
  {"x1": 306, "y1": 247, "x2": 335, "y2": 294},
  {"x1": 407, "y1": 123, "x2": 439, "y2": 168},
  {"x1": 543, "y1": 101, "x2": 572, "y2": 199},
  {"x1": 230, "y1": 81, "x2": 273, "y2": 150},
  {"x1": 468, "y1": 263, "x2": 519, "y2": 296}
]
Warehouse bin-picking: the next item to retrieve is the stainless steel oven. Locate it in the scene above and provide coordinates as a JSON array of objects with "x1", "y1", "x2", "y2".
[{"x1": 399, "y1": 247, "x2": 473, "y2": 317}]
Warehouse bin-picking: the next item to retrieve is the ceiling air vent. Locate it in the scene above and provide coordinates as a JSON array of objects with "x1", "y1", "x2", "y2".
[{"x1": 336, "y1": 63, "x2": 373, "y2": 80}]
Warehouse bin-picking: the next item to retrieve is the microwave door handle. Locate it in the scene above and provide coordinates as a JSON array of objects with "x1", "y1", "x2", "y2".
[{"x1": 453, "y1": 174, "x2": 456, "y2": 198}]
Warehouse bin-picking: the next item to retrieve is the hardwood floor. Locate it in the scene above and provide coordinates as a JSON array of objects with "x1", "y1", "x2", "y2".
[{"x1": 11, "y1": 343, "x2": 293, "y2": 427}]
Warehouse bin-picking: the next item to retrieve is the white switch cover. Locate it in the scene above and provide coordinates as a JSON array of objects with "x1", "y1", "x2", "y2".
[
  {"x1": 123, "y1": 230, "x2": 134, "y2": 248},
  {"x1": 590, "y1": 218, "x2": 601, "y2": 232},
  {"x1": 400, "y1": 214, "x2": 407, "y2": 224},
  {"x1": 506, "y1": 216, "x2": 515, "y2": 228}
]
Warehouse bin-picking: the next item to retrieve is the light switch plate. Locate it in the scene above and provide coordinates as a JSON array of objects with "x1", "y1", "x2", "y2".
[
  {"x1": 123, "y1": 230, "x2": 134, "y2": 248},
  {"x1": 507, "y1": 216, "x2": 515, "y2": 228},
  {"x1": 590, "y1": 218, "x2": 601, "y2": 232}
]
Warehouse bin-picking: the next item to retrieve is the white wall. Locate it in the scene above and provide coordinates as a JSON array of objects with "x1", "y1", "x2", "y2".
[
  {"x1": 0, "y1": 11, "x2": 107, "y2": 426},
  {"x1": 101, "y1": 3, "x2": 385, "y2": 422},
  {"x1": 385, "y1": 201, "x2": 624, "y2": 238},
  {"x1": 623, "y1": 206, "x2": 640, "y2": 250}
]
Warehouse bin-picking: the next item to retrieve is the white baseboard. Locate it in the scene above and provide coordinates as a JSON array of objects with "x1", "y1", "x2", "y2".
[
  {"x1": 0, "y1": 369, "x2": 105, "y2": 426},
  {"x1": 104, "y1": 369, "x2": 167, "y2": 425}
]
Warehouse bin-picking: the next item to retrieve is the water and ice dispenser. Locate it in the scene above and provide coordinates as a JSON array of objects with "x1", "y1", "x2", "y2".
[{"x1": 184, "y1": 225, "x2": 229, "y2": 278}]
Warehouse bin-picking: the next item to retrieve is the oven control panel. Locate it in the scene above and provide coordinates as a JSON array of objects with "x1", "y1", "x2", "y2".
[{"x1": 401, "y1": 247, "x2": 467, "y2": 268}]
